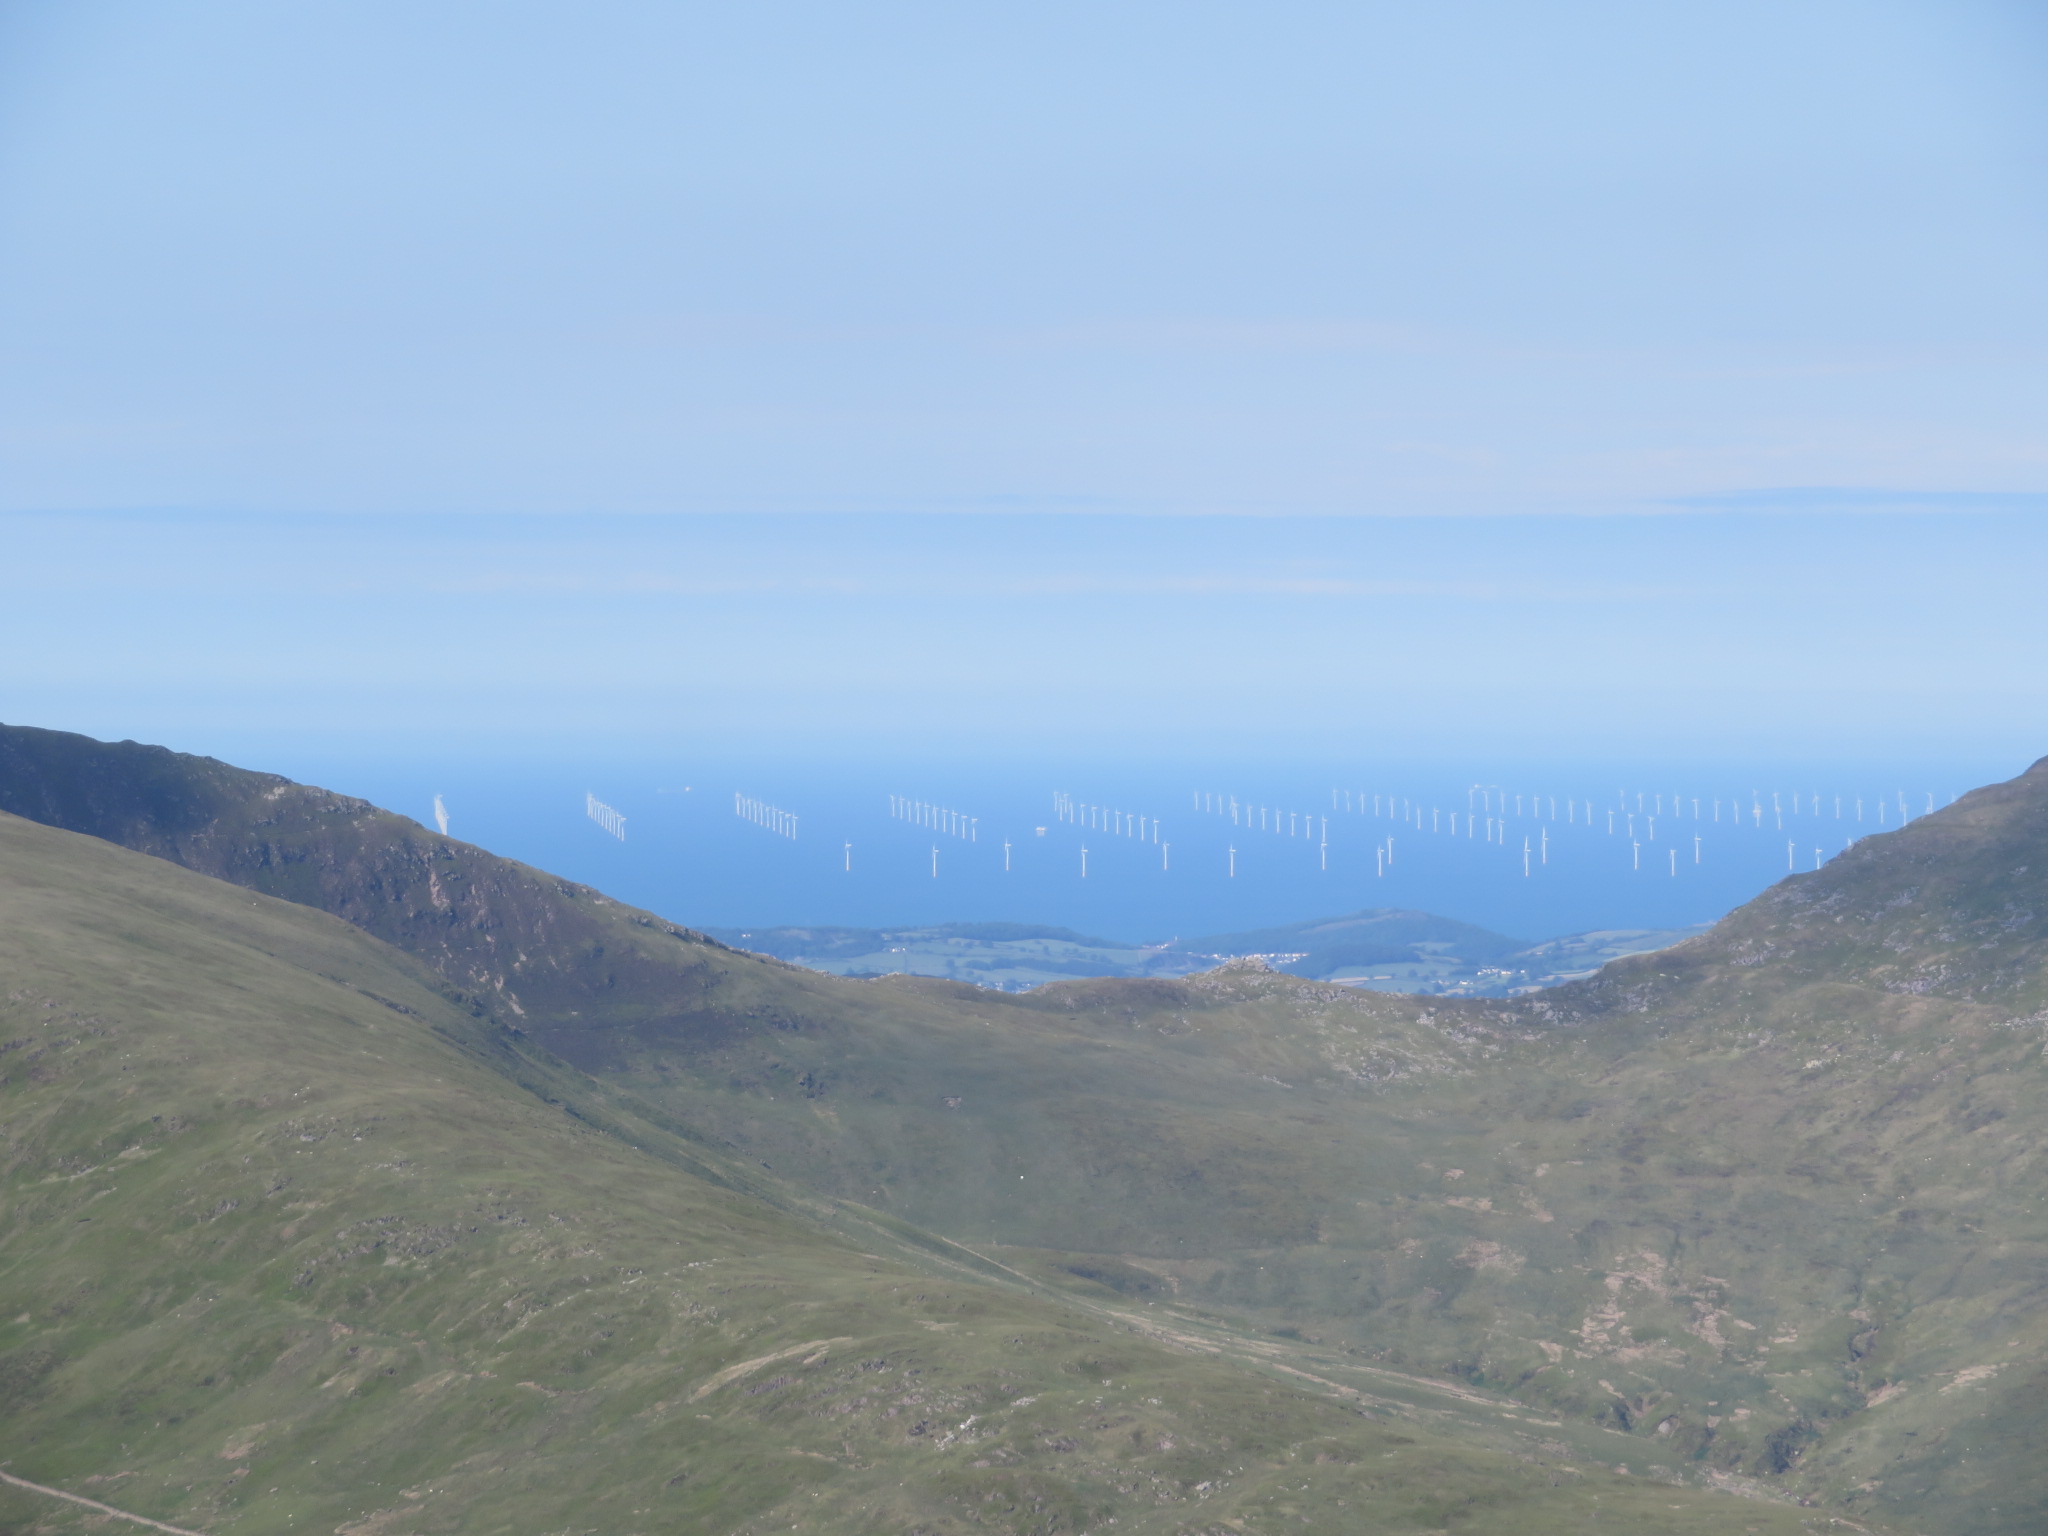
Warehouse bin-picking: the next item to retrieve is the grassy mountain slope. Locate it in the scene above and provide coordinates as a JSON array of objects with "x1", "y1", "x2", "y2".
[
  {"x1": 586, "y1": 951, "x2": 2048, "y2": 1535},
  {"x1": 0, "y1": 722, "x2": 890, "y2": 1054},
  {"x1": 9, "y1": 723, "x2": 2048, "y2": 1529},
  {"x1": 0, "y1": 726, "x2": 1541, "y2": 1258},
  {"x1": 1, "y1": 810, "x2": 1807, "y2": 1536}
]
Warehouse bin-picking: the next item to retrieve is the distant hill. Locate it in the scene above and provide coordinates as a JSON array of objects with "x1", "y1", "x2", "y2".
[
  {"x1": 9, "y1": 719, "x2": 2048, "y2": 1532},
  {"x1": 709, "y1": 923, "x2": 1129, "y2": 959},
  {"x1": 1180, "y1": 906, "x2": 1528, "y2": 967},
  {"x1": 708, "y1": 908, "x2": 1704, "y2": 996},
  {"x1": 703, "y1": 920, "x2": 1192, "y2": 988}
]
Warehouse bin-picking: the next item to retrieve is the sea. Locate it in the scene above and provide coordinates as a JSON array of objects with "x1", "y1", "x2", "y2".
[{"x1": 268, "y1": 751, "x2": 2007, "y2": 947}]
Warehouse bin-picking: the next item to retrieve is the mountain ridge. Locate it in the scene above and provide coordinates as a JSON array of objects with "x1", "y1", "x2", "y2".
[
  {"x1": 0, "y1": 768, "x2": 1821, "y2": 1535},
  {"x1": 8, "y1": 722, "x2": 2048, "y2": 1530}
]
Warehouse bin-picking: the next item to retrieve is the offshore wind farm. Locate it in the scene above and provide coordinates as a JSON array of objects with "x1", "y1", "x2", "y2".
[{"x1": 360, "y1": 756, "x2": 1984, "y2": 959}]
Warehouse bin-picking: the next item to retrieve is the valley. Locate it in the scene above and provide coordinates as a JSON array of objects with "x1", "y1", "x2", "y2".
[{"x1": 5, "y1": 721, "x2": 2048, "y2": 1533}]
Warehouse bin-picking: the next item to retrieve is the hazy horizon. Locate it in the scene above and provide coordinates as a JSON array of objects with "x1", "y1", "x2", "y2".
[{"x1": 4, "y1": 2, "x2": 2045, "y2": 935}]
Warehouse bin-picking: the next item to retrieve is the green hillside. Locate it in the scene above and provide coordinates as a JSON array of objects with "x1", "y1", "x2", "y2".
[
  {"x1": 0, "y1": 810, "x2": 1803, "y2": 1536},
  {"x1": 10, "y1": 722, "x2": 2048, "y2": 1531}
]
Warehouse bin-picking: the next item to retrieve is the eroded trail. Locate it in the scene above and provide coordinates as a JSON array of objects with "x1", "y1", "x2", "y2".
[{"x1": 0, "y1": 1468, "x2": 212, "y2": 1536}]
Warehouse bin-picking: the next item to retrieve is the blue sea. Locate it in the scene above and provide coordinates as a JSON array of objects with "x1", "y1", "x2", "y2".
[{"x1": 267, "y1": 751, "x2": 2001, "y2": 946}]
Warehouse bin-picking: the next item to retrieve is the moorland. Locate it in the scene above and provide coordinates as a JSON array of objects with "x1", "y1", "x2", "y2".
[{"x1": 5, "y1": 721, "x2": 2047, "y2": 1535}]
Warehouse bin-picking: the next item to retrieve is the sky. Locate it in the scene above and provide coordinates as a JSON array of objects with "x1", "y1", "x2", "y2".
[
  {"x1": 1, "y1": 1, "x2": 2046, "y2": 771},
  {"x1": 4, "y1": 507, "x2": 2045, "y2": 770}
]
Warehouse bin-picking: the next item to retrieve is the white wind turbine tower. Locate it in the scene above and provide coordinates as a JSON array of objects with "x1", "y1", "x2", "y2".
[
  {"x1": 586, "y1": 793, "x2": 626, "y2": 840},
  {"x1": 433, "y1": 794, "x2": 449, "y2": 836}
]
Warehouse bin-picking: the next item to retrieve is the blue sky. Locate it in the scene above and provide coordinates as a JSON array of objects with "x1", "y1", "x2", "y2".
[{"x1": 0, "y1": 3, "x2": 2044, "y2": 767}]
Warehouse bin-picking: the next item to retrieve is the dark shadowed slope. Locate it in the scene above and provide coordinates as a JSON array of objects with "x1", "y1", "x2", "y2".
[{"x1": 0, "y1": 721, "x2": 931, "y2": 1062}]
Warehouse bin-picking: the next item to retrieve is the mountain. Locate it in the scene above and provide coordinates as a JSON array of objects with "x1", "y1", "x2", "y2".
[
  {"x1": 0, "y1": 722, "x2": 920, "y2": 1072},
  {"x1": 0, "y1": 798, "x2": 1785, "y2": 1535},
  {"x1": 9, "y1": 720, "x2": 2048, "y2": 1531}
]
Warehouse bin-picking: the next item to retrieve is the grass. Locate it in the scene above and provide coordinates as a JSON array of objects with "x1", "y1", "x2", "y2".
[
  {"x1": 0, "y1": 810, "x2": 1827, "y2": 1535},
  {"x1": 14, "y1": 723, "x2": 2048, "y2": 1531}
]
